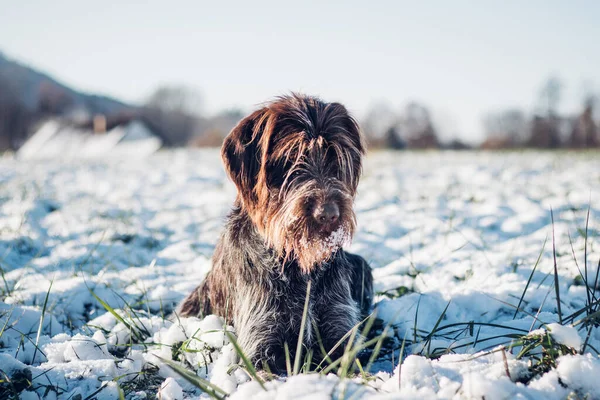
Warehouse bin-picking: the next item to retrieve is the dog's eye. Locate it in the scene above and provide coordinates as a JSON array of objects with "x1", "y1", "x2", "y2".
[{"x1": 268, "y1": 174, "x2": 284, "y2": 188}]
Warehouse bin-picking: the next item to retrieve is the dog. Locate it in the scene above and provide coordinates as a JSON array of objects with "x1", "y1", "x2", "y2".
[{"x1": 178, "y1": 94, "x2": 373, "y2": 373}]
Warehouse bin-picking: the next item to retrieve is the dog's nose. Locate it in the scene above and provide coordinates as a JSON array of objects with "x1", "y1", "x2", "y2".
[{"x1": 314, "y1": 202, "x2": 340, "y2": 225}]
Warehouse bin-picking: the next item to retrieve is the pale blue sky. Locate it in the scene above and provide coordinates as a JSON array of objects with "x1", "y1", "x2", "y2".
[{"x1": 1, "y1": 0, "x2": 598, "y2": 142}]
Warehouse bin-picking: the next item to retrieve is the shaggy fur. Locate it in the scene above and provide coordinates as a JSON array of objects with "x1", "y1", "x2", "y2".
[{"x1": 178, "y1": 94, "x2": 373, "y2": 373}]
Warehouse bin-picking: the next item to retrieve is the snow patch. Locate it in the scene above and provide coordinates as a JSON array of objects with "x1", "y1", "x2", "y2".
[{"x1": 547, "y1": 323, "x2": 582, "y2": 350}]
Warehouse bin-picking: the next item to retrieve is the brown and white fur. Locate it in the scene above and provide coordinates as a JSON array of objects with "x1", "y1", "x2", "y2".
[{"x1": 178, "y1": 94, "x2": 373, "y2": 373}]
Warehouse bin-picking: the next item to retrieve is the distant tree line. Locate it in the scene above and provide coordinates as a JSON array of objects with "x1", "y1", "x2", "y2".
[
  {"x1": 0, "y1": 51, "x2": 598, "y2": 152},
  {"x1": 361, "y1": 101, "x2": 445, "y2": 150},
  {"x1": 481, "y1": 77, "x2": 599, "y2": 149},
  {"x1": 361, "y1": 77, "x2": 599, "y2": 150}
]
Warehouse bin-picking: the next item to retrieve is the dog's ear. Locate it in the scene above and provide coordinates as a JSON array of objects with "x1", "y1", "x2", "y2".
[{"x1": 221, "y1": 108, "x2": 268, "y2": 208}]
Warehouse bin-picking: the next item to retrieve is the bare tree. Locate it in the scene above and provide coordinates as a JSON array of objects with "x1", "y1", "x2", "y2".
[
  {"x1": 483, "y1": 109, "x2": 528, "y2": 147},
  {"x1": 570, "y1": 96, "x2": 599, "y2": 147},
  {"x1": 142, "y1": 85, "x2": 205, "y2": 146},
  {"x1": 361, "y1": 101, "x2": 399, "y2": 147},
  {"x1": 190, "y1": 109, "x2": 245, "y2": 147},
  {"x1": 383, "y1": 126, "x2": 405, "y2": 149},
  {"x1": 401, "y1": 102, "x2": 439, "y2": 149},
  {"x1": 145, "y1": 85, "x2": 204, "y2": 116},
  {"x1": 528, "y1": 77, "x2": 563, "y2": 148},
  {"x1": 538, "y1": 77, "x2": 562, "y2": 117},
  {"x1": 528, "y1": 115, "x2": 561, "y2": 148}
]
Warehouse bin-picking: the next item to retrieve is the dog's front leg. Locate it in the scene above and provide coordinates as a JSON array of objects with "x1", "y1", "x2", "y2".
[{"x1": 232, "y1": 284, "x2": 298, "y2": 374}]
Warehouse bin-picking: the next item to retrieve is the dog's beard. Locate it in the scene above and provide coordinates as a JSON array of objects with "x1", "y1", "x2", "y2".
[
  {"x1": 263, "y1": 186, "x2": 355, "y2": 274},
  {"x1": 296, "y1": 224, "x2": 352, "y2": 270}
]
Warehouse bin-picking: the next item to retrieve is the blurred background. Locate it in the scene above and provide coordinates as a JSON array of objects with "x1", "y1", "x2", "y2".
[{"x1": 0, "y1": 0, "x2": 598, "y2": 157}]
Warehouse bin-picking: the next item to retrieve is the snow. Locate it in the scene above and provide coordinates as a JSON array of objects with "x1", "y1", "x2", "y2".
[
  {"x1": 230, "y1": 374, "x2": 377, "y2": 400},
  {"x1": 158, "y1": 377, "x2": 184, "y2": 400},
  {"x1": 301, "y1": 224, "x2": 351, "y2": 256},
  {"x1": 1, "y1": 149, "x2": 600, "y2": 399},
  {"x1": 17, "y1": 120, "x2": 162, "y2": 160},
  {"x1": 547, "y1": 323, "x2": 582, "y2": 350}
]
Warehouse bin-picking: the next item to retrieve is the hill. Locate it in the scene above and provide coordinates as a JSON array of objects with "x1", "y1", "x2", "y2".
[{"x1": 0, "y1": 51, "x2": 135, "y2": 150}]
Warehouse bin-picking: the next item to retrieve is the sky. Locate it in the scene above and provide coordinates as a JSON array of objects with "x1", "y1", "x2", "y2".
[{"x1": 1, "y1": 0, "x2": 598, "y2": 143}]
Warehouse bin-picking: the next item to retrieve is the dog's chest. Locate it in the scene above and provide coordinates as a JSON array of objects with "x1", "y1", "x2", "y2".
[{"x1": 276, "y1": 264, "x2": 357, "y2": 341}]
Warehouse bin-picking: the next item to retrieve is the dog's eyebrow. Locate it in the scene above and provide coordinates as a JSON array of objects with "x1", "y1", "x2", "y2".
[{"x1": 279, "y1": 152, "x2": 306, "y2": 194}]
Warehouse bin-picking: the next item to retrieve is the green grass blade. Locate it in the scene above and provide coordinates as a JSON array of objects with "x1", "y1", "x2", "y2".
[
  {"x1": 83, "y1": 382, "x2": 111, "y2": 400},
  {"x1": 32, "y1": 279, "x2": 53, "y2": 364},
  {"x1": 0, "y1": 262, "x2": 11, "y2": 296},
  {"x1": 582, "y1": 324, "x2": 594, "y2": 355},
  {"x1": 320, "y1": 335, "x2": 386, "y2": 375},
  {"x1": 567, "y1": 231, "x2": 591, "y2": 304},
  {"x1": 303, "y1": 348, "x2": 313, "y2": 374},
  {"x1": 117, "y1": 384, "x2": 125, "y2": 400},
  {"x1": 413, "y1": 296, "x2": 421, "y2": 344},
  {"x1": 293, "y1": 279, "x2": 312, "y2": 375},
  {"x1": 364, "y1": 325, "x2": 390, "y2": 374},
  {"x1": 398, "y1": 329, "x2": 408, "y2": 390},
  {"x1": 108, "y1": 289, "x2": 151, "y2": 337},
  {"x1": 424, "y1": 301, "x2": 451, "y2": 356},
  {"x1": 354, "y1": 357, "x2": 366, "y2": 380},
  {"x1": 158, "y1": 356, "x2": 227, "y2": 399},
  {"x1": 312, "y1": 323, "x2": 333, "y2": 369},
  {"x1": 593, "y1": 257, "x2": 600, "y2": 304},
  {"x1": 284, "y1": 341, "x2": 292, "y2": 376},
  {"x1": 89, "y1": 289, "x2": 145, "y2": 343},
  {"x1": 314, "y1": 312, "x2": 375, "y2": 372},
  {"x1": 550, "y1": 208, "x2": 563, "y2": 324},
  {"x1": 514, "y1": 236, "x2": 547, "y2": 318},
  {"x1": 225, "y1": 331, "x2": 266, "y2": 389},
  {"x1": 584, "y1": 206, "x2": 590, "y2": 303},
  {"x1": 0, "y1": 306, "x2": 14, "y2": 341},
  {"x1": 337, "y1": 324, "x2": 360, "y2": 378}
]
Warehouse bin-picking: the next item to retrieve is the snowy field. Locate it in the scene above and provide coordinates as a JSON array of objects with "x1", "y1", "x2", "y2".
[{"x1": 1, "y1": 149, "x2": 600, "y2": 399}]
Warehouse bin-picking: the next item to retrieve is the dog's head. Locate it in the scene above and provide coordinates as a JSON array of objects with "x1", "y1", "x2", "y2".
[{"x1": 222, "y1": 94, "x2": 364, "y2": 273}]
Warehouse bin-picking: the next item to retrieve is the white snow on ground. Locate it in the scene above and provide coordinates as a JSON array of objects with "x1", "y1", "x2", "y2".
[
  {"x1": 546, "y1": 323, "x2": 583, "y2": 349},
  {"x1": 1, "y1": 149, "x2": 600, "y2": 399}
]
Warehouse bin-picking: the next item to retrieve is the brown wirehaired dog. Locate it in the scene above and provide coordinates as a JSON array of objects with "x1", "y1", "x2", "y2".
[{"x1": 178, "y1": 94, "x2": 373, "y2": 373}]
